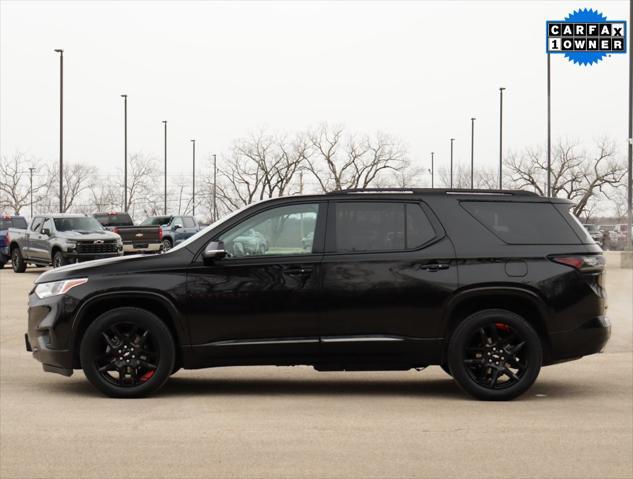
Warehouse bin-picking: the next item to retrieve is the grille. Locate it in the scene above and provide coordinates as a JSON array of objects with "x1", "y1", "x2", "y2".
[{"x1": 76, "y1": 241, "x2": 118, "y2": 254}]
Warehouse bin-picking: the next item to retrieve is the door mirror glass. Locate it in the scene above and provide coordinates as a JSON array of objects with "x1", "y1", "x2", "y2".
[
  {"x1": 41, "y1": 227, "x2": 50, "y2": 236},
  {"x1": 203, "y1": 241, "x2": 226, "y2": 261}
]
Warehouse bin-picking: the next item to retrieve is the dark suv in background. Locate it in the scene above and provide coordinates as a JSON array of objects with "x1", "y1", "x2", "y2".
[
  {"x1": 140, "y1": 215, "x2": 199, "y2": 251},
  {"x1": 25, "y1": 189, "x2": 609, "y2": 400}
]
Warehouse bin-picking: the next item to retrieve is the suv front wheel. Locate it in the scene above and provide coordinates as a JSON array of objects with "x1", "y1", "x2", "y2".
[
  {"x1": 80, "y1": 307, "x2": 175, "y2": 398},
  {"x1": 447, "y1": 309, "x2": 542, "y2": 401}
]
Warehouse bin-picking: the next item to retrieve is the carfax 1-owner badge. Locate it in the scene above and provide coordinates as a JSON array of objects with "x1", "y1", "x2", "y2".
[{"x1": 546, "y1": 8, "x2": 627, "y2": 65}]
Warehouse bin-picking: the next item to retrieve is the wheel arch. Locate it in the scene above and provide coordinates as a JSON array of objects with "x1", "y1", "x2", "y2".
[
  {"x1": 71, "y1": 291, "x2": 188, "y2": 369},
  {"x1": 441, "y1": 287, "x2": 552, "y2": 363}
]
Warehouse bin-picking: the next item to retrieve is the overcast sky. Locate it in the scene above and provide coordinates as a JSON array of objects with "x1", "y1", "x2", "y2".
[{"x1": 1, "y1": 0, "x2": 630, "y2": 186}]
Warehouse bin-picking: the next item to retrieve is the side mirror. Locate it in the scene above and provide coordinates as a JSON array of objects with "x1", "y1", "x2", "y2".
[
  {"x1": 41, "y1": 228, "x2": 50, "y2": 236},
  {"x1": 203, "y1": 241, "x2": 226, "y2": 263},
  {"x1": 173, "y1": 223, "x2": 183, "y2": 230}
]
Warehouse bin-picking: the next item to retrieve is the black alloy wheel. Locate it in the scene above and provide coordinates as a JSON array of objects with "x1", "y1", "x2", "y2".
[
  {"x1": 162, "y1": 239, "x2": 172, "y2": 252},
  {"x1": 11, "y1": 248, "x2": 26, "y2": 273},
  {"x1": 80, "y1": 308, "x2": 175, "y2": 398},
  {"x1": 448, "y1": 309, "x2": 542, "y2": 401}
]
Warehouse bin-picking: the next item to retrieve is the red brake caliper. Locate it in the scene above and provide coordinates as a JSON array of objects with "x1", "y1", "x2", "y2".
[
  {"x1": 495, "y1": 322, "x2": 511, "y2": 332},
  {"x1": 140, "y1": 370, "x2": 155, "y2": 382}
]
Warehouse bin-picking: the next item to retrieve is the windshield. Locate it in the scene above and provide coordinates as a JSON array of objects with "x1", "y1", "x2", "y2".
[
  {"x1": 94, "y1": 213, "x2": 133, "y2": 227},
  {"x1": 141, "y1": 216, "x2": 171, "y2": 226},
  {"x1": 54, "y1": 217, "x2": 104, "y2": 232},
  {"x1": 168, "y1": 204, "x2": 253, "y2": 254}
]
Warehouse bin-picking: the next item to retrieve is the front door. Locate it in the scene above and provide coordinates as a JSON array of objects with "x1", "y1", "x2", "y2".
[
  {"x1": 185, "y1": 201, "x2": 326, "y2": 364},
  {"x1": 318, "y1": 200, "x2": 458, "y2": 366}
]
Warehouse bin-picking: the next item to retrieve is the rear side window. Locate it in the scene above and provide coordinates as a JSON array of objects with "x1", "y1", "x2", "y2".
[
  {"x1": 0, "y1": 217, "x2": 27, "y2": 230},
  {"x1": 461, "y1": 201, "x2": 581, "y2": 244},
  {"x1": 334, "y1": 202, "x2": 435, "y2": 253}
]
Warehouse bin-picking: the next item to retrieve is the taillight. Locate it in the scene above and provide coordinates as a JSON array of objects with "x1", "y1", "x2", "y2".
[
  {"x1": 113, "y1": 227, "x2": 120, "y2": 234},
  {"x1": 549, "y1": 254, "x2": 605, "y2": 271},
  {"x1": 158, "y1": 228, "x2": 163, "y2": 240}
]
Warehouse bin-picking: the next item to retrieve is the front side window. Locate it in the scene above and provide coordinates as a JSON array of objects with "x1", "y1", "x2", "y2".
[
  {"x1": 141, "y1": 216, "x2": 171, "y2": 226},
  {"x1": 334, "y1": 202, "x2": 435, "y2": 253},
  {"x1": 183, "y1": 217, "x2": 196, "y2": 228},
  {"x1": 42, "y1": 218, "x2": 54, "y2": 233},
  {"x1": 219, "y1": 203, "x2": 320, "y2": 258},
  {"x1": 30, "y1": 217, "x2": 44, "y2": 233}
]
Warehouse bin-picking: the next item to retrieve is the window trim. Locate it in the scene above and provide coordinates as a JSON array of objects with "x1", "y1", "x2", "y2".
[{"x1": 324, "y1": 199, "x2": 443, "y2": 255}]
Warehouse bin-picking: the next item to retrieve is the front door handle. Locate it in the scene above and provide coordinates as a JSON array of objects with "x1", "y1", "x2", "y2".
[
  {"x1": 283, "y1": 266, "x2": 313, "y2": 276},
  {"x1": 420, "y1": 263, "x2": 450, "y2": 272}
]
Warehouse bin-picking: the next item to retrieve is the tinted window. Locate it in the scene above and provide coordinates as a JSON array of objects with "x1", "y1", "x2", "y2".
[
  {"x1": 183, "y1": 217, "x2": 196, "y2": 228},
  {"x1": 220, "y1": 203, "x2": 320, "y2": 257},
  {"x1": 94, "y1": 213, "x2": 133, "y2": 227},
  {"x1": 335, "y1": 202, "x2": 436, "y2": 253},
  {"x1": 335, "y1": 202, "x2": 405, "y2": 252},
  {"x1": 406, "y1": 204, "x2": 435, "y2": 249},
  {"x1": 0, "y1": 217, "x2": 27, "y2": 230},
  {"x1": 461, "y1": 201, "x2": 580, "y2": 244},
  {"x1": 141, "y1": 216, "x2": 171, "y2": 226}
]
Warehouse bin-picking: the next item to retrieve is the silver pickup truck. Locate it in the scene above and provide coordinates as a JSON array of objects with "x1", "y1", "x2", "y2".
[{"x1": 8, "y1": 214, "x2": 123, "y2": 272}]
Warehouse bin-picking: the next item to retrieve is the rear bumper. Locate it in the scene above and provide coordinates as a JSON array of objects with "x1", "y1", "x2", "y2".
[
  {"x1": 547, "y1": 315, "x2": 611, "y2": 364},
  {"x1": 122, "y1": 243, "x2": 161, "y2": 254}
]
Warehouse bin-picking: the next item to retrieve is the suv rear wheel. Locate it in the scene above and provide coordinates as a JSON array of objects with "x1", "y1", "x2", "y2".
[
  {"x1": 80, "y1": 307, "x2": 175, "y2": 398},
  {"x1": 447, "y1": 309, "x2": 542, "y2": 401}
]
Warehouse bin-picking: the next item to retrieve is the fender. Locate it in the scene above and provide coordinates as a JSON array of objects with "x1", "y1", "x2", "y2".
[
  {"x1": 441, "y1": 285, "x2": 551, "y2": 337},
  {"x1": 71, "y1": 290, "x2": 190, "y2": 347}
]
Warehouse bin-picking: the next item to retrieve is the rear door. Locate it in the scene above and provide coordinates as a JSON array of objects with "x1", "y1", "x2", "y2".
[{"x1": 318, "y1": 199, "x2": 457, "y2": 364}]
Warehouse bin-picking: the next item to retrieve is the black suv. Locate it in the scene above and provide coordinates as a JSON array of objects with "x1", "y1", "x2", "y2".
[{"x1": 25, "y1": 189, "x2": 609, "y2": 400}]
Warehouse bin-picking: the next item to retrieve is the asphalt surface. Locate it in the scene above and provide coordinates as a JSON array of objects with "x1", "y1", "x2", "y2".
[{"x1": 0, "y1": 260, "x2": 631, "y2": 479}]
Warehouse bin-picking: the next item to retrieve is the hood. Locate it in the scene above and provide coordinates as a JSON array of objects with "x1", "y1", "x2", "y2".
[
  {"x1": 33, "y1": 248, "x2": 191, "y2": 284},
  {"x1": 56, "y1": 230, "x2": 120, "y2": 241}
]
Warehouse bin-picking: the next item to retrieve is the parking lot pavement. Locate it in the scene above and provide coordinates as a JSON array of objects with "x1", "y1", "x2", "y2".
[{"x1": 1, "y1": 266, "x2": 631, "y2": 479}]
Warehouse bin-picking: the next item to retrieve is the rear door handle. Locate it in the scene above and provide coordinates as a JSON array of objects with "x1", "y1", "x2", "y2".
[
  {"x1": 420, "y1": 263, "x2": 450, "y2": 272},
  {"x1": 283, "y1": 266, "x2": 313, "y2": 276}
]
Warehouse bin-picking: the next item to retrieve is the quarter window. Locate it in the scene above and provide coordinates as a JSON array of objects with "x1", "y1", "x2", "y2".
[
  {"x1": 334, "y1": 202, "x2": 435, "y2": 253},
  {"x1": 219, "y1": 203, "x2": 320, "y2": 258}
]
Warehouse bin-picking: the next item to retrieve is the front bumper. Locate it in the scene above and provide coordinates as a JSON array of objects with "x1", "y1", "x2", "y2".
[
  {"x1": 65, "y1": 251, "x2": 122, "y2": 262},
  {"x1": 26, "y1": 292, "x2": 75, "y2": 376},
  {"x1": 547, "y1": 315, "x2": 611, "y2": 364}
]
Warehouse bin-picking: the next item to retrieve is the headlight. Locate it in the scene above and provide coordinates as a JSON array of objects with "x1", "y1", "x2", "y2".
[{"x1": 34, "y1": 278, "x2": 88, "y2": 299}]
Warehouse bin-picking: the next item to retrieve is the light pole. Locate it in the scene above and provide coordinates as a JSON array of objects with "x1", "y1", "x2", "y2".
[
  {"x1": 470, "y1": 117, "x2": 476, "y2": 189},
  {"x1": 430, "y1": 152, "x2": 434, "y2": 188},
  {"x1": 450, "y1": 138, "x2": 455, "y2": 188},
  {"x1": 627, "y1": 0, "x2": 632, "y2": 249},
  {"x1": 121, "y1": 94, "x2": 128, "y2": 211},
  {"x1": 29, "y1": 167, "x2": 35, "y2": 218},
  {"x1": 54, "y1": 49, "x2": 63, "y2": 212},
  {"x1": 162, "y1": 121, "x2": 167, "y2": 214},
  {"x1": 499, "y1": 87, "x2": 506, "y2": 190},
  {"x1": 547, "y1": 54, "x2": 552, "y2": 197},
  {"x1": 191, "y1": 139, "x2": 196, "y2": 217},
  {"x1": 212, "y1": 153, "x2": 217, "y2": 221}
]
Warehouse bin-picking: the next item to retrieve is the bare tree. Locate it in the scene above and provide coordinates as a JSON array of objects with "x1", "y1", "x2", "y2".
[
  {"x1": 306, "y1": 124, "x2": 407, "y2": 192},
  {"x1": 505, "y1": 139, "x2": 626, "y2": 217},
  {"x1": 0, "y1": 152, "x2": 46, "y2": 214},
  {"x1": 42, "y1": 162, "x2": 96, "y2": 213}
]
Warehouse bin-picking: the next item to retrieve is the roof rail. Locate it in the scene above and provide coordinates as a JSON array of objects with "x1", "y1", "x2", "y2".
[{"x1": 326, "y1": 188, "x2": 540, "y2": 197}]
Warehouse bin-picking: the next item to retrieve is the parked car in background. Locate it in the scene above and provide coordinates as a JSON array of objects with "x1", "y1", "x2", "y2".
[
  {"x1": 599, "y1": 224, "x2": 619, "y2": 249},
  {"x1": 26, "y1": 188, "x2": 609, "y2": 400},
  {"x1": 9, "y1": 214, "x2": 122, "y2": 271},
  {"x1": 582, "y1": 224, "x2": 604, "y2": 247},
  {"x1": 231, "y1": 228, "x2": 268, "y2": 256},
  {"x1": 93, "y1": 212, "x2": 162, "y2": 254},
  {"x1": 0, "y1": 215, "x2": 28, "y2": 268},
  {"x1": 139, "y1": 215, "x2": 200, "y2": 251}
]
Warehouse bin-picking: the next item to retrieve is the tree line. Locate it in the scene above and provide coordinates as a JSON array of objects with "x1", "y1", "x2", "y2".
[{"x1": 0, "y1": 124, "x2": 627, "y2": 222}]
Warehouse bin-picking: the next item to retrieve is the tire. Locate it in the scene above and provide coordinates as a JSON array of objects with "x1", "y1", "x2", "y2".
[
  {"x1": 53, "y1": 251, "x2": 69, "y2": 268},
  {"x1": 80, "y1": 307, "x2": 176, "y2": 398},
  {"x1": 447, "y1": 309, "x2": 542, "y2": 401},
  {"x1": 162, "y1": 239, "x2": 173, "y2": 252},
  {"x1": 11, "y1": 248, "x2": 26, "y2": 273}
]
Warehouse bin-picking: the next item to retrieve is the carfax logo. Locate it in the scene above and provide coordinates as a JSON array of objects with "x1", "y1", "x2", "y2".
[{"x1": 546, "y1": 8, "x2": 627, "y2": 65}]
